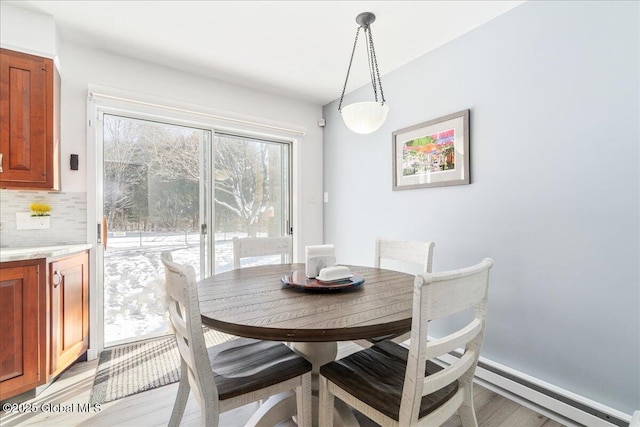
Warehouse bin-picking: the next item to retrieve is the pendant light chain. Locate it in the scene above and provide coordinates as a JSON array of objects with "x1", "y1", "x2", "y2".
[
  {"x1": 338, "y1": 19, "x2": 386, "y2": 112},
  {"x1": 338, "y1": 27, "x2": 362, "y2": 112},
  {"x1": 365, "y1": 28, "x2": 378, "y2": 103},
  {"x1": 367, "y1": 25, "x2": 386, "y2": 105}
]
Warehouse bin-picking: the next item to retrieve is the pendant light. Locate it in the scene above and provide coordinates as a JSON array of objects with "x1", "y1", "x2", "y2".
[{"x1": 338, "y1": 12, "x2": 389, "y2": 135}]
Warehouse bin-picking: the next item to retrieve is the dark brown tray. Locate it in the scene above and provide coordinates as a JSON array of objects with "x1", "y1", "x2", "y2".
[{"x1": 281, "y1": 270, "x2": 364, "y2": 291}]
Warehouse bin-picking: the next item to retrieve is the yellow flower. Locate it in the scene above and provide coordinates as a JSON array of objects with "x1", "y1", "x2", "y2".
[{"x1": 30, "y1": 203, "x2": 51, "y2": 216}]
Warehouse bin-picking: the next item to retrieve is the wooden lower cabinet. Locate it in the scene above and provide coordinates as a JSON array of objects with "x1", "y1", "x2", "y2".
[
  {"x1": 0, "y1": 259, "x2": 46, "y2": 400},
  {"x1": 49, "y1": 251, "x2": 89, "y2": 378},
  {"x1": 0, "y1": 251, "x2": 89, "y2": 400}
]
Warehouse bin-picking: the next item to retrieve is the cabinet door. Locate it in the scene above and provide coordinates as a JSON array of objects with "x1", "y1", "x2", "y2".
[
  {"x1": 0, "y1": 48, "x2": 57, "y2": 189},
  {"x1": 0, "y1": 262, "x2": 45, "y2": 400},
  {"x1": 50, "y1": 252, "x2": 89, "y2": 377}
]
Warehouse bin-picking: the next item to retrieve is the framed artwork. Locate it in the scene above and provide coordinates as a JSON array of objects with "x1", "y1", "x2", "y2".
[{"x1": 392, "y1": 109, "x2": 470, "y2": 190}]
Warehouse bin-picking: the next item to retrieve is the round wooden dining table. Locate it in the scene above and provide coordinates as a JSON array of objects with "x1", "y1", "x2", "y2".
[{"x1": 197, "y1": 263, "x2": 415, "y2": 426}]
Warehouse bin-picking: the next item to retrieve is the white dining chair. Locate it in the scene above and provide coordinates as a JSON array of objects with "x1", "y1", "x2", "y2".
[
  {"x1": 375, "y1": 238, "x2": 435, "y2": 274},
  {"x1": 232, "y1": 236, "x2": 292, "y2": 269},
  {"x1": 630, "y1": 410, "x2": 640, "y2": 427},
  {"x1": 319, "y1": 258, "x2": 494, "y2": 427},
  {"x1": 355, "y1": 238, "x2": 435, "y2": 348},
  {"x1": 161, "y1": 251, "x2": 311, "y2": 427}
]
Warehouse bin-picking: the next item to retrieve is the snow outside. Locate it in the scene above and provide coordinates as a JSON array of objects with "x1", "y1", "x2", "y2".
[{"x1": 104, "y1": 231, "x2": 280, "y2": 346}]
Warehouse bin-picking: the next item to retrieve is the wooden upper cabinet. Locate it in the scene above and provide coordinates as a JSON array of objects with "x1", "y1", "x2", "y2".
[{"x1": 0, "y1": 48, "x2": 60, "y2": 190}]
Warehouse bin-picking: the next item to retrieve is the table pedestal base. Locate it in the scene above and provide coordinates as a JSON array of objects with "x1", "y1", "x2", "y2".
[
  {"x1": 292, "y1": 342, "x2": 337, "y2": 377},
  {"x1": 246, "y1": 342, "x2": 358, "y2": 427}
]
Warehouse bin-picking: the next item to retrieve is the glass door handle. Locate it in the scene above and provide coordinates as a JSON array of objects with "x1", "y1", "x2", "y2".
[{"x1": 102, "y1": 216, "x2": 108, "y2": 251}]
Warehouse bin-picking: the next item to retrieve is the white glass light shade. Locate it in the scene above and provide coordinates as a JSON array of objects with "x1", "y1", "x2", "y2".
[{"x1": 341, "y1": 101, "x2": 390, "y2": 134}]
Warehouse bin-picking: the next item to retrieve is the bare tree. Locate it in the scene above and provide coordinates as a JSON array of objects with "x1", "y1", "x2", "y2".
[
  {"x1": 146, "y1": 126, "x2": 200, "y2": 182},
  {"x1": 214, "y1": 136, "x2": 271, "y2": 237},
  {"x1": 103, "y1": 117, "x2": 148, "y2": 230},
  {"x1": 104, "y1": 116, "x2": 278, "y2": 236}
]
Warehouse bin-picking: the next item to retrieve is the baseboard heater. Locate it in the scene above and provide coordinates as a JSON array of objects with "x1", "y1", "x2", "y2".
[{"x1": 439, "y1": 351, "x2": 631, "y2": 427}]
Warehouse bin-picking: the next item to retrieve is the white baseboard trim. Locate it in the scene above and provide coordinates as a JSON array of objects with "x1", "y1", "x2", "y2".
[{"x1": 437, "y1": 353, "x2": 632, "y2": 427}]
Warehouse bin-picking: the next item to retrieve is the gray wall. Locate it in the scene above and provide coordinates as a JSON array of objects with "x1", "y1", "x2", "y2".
[{"x1": 322, "y1": 0, "x2": 639, "y2": 415}]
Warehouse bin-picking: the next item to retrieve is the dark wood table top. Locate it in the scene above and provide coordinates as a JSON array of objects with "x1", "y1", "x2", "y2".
[{"x1": 198, "y1": 263, "x2": 415, "y2": 342}]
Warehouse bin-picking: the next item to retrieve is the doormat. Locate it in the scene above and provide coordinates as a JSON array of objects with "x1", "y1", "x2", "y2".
[{"x1": 89, "y1": 329, "x2": 234, "y2": 404}]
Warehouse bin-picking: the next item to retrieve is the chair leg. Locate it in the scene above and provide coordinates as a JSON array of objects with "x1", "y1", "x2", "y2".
[
  {"x1": 319, "y1": 375, "x2": 335, "y2": 427},
  {"x1": 295, "y1": 372, "x2": 312, "y2": 427},
  {"x1": 201, "y1": 403, "x2": 219, "y2": 427},
  {"x1": 458, "y1": 384, "x2": 478, "y2": 427},
  {"x1": 169, "y1": 361, "x2": 191, "y2": 427}
]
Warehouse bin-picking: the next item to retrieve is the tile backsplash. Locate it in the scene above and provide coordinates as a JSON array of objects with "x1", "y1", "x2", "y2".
[{"x1": 0, "y1": 190, "x2": 87, "y2": 247}]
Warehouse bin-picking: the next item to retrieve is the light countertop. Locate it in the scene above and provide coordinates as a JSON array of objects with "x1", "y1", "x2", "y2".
[{"x1": 0, "y1": 244, "x2": 93, "y2": 263}]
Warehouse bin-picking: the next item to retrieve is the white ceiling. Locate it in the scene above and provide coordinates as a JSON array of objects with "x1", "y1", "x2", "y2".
[{"x1": 8, "y1": 1, "x2": 524, "y2": 105}]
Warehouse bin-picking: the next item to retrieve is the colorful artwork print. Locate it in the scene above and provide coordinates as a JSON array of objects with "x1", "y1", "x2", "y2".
[
  {"x1": 402, "y1": 128, "x2": 456, "y2": 177},
  {"x1": 392, "y1": 109, "x2": 469, "y2": 191}
]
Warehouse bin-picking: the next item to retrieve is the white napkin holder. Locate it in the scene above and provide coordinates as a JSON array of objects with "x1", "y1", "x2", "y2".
[{"x1": 305, "y1": 244, "x2": 336, "y2": 278}]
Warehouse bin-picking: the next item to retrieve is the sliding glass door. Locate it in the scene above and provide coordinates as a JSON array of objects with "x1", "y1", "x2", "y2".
[
  {"x1": 101, "y1": 114, "x2": 209, "y2": 346},
  {"x1": 212, "y1": 133, "x2": 291, "y2": 272},
  {"x1": 98, "y1": 114, "x2": 292, "y2": 347}
]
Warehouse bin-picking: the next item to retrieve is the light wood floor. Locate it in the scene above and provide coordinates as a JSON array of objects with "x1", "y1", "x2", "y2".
[{"x1": 0, "y1": 342, "x2": 566, "y2": 427}]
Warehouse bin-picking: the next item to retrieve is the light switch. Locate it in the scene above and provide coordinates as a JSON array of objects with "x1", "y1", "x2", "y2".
[{"x1": 70, "y1": 154, "x2": 79, "y2": 170}]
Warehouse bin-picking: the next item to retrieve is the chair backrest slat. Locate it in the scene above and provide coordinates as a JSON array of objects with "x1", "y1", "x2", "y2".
[
  {"x1": 375, "y1": 238, "x2": 435, "y2": 274},
  {"x1": 423, "y1": 267, "x2": 490, "y2": 320},
  {"x1": 175, "y1": 333, "x2": 197, "y2": 372},
  {"x1": 423, "y1": 318, "x2": 482, "y2": 360},
  {"x1": 168, "y1": 301, "x2": 189, "y2": 337},
  {"x1": 233, "y1": 236, "x2": 292, "y2": 269},
  {"x1": 421, "y1": 350, "x2": 476, "y2": 396}
]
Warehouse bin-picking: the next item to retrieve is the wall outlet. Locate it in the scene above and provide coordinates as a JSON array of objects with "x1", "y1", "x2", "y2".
[{"x1": 16, "y1": 212, "x2": 50, "y2": 230}]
